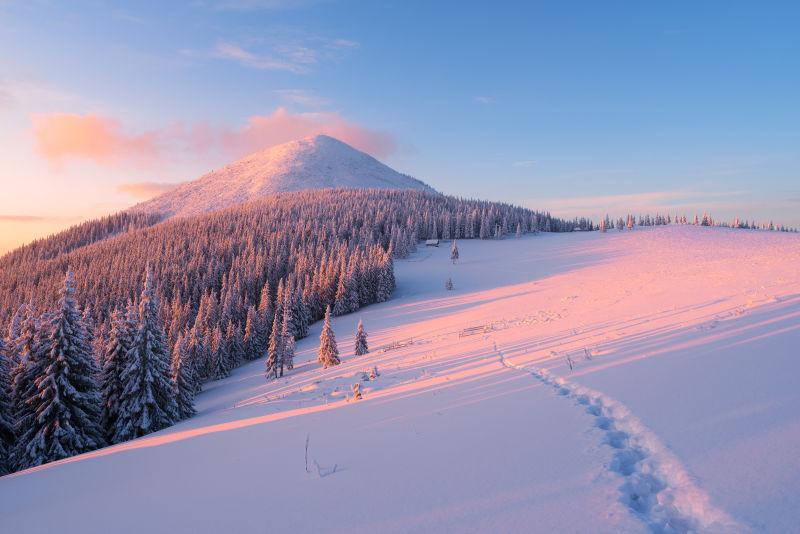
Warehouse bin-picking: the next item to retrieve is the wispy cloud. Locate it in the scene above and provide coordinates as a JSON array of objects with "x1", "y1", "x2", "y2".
[
  {"x1": 0, "y1": 215, "x2": 49, "y2": 222},
  {"x1": 0, "y1": 78, "x2": 73, "y2": 110},
  {"x1": 475, "y1": 96, "x2": 496, "y2": 104},
  {"x1": 273, "y1": 88, "x2": 330, "y2": 108},
  {"x1": 512, "y1": 160, "x2": 536, "y2": 168},
  {"x1": 210, "y1": 34, "x2": 358, "y2": 74},
  {"x1": 117, "y1": 182, "x2": 183, "y2": 200},
  {"x1": 213, "y1": 42, "x2": 307, "y2": 73},
  {"x1": 530, "y1": 189, "x2": 750, "y2": 218},
  {"x1": 210, "y1": 0, "x2": 321, "y2": 10}
]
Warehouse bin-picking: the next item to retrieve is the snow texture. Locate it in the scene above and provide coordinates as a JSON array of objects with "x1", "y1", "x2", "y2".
[
  {"x1": 132, "y1": 135, "x2": 436, "y2": 218},
  {"x1": 2, "y1": 226, "x2": 799, "y2": 533}
]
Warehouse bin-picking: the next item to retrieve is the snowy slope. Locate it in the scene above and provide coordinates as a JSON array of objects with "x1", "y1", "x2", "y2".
[
  {"x1": 2, "y1": 226, "x2": 800, "y2": 533},
  {"x1": 132, "y1": 135, "x2": 435, "y2": 218}
]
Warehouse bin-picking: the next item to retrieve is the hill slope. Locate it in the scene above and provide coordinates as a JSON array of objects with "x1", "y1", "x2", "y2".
[
  {"x1": 2, "y1": 226, "x2": 799, "y2": 533},
  {"x1": 132, "y1": 135, "x2": 435, "y2": 218}
]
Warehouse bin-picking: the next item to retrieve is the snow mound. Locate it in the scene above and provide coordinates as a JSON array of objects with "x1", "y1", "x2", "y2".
[{"x1": 132, "y1": 135, "x2": 435, "y2": 218}]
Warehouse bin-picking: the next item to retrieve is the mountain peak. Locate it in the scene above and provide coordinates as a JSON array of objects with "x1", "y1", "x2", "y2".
[{"x1": 132, "y1": 135, "x2": 435, "y2": 218}]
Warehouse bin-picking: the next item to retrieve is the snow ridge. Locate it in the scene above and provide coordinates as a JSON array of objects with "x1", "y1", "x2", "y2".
[
  {"x1": 493, "y1": 342, "x2": 743, "y2": 534},
  {"x1": 132, "y1": 134, "x2": 436, "y2": 218}
]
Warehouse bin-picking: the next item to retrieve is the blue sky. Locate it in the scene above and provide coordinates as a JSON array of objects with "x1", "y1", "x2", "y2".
[{"x1": 0, "y1": 0, "x2": 798, "y2": 251}]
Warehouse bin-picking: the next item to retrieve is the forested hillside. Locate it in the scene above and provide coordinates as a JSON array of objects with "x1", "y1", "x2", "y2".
[{"x1": 0, "y1": 189, "x2": 576, "y2": 472}]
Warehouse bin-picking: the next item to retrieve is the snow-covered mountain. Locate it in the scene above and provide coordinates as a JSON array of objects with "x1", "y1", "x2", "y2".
[{"x1": 133, "y1": 135, "x2": 435, "y2": 218}]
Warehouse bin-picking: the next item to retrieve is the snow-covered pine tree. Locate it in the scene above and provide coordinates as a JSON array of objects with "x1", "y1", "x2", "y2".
[
  {"x1": 318, "y1": 306, "x2": 340, "y2": 368},
  {"x1": 113, "y1": 266, "x2": 177, "y2": 443},
  {"x1": 280, "y1": 301, "x2": 294, "y2": 371},
  {"x1": 345, "y1": 261, "x2": 361, "y2": 313},
  {"x1": 185, "y1": 326, "x2": 205, "y2": 395},
  {"x1": 283, "y1": 335, "x2": 295, "y2": 372},
  {"x1": 0, "y1": 336, "x2": 15, "y2": 474},
  {"x1": 258, "y1": 281, "x2": 273, "y2": 341},
  {"x1": 354, "y1": 320, "x2": 368, "y2": 356},
  {"x1": 294, "y1": 283, "x2": 310, "y2": 340},
  {"x1": 15, "y1": 270, "x2": 105, "y2": 469},
  {"x1": 450, "y1": 240, "x2": 459, "y2": 264},
  {"x1": 243, "y1": 305, "x2": 256, "y2": 359},
  {"x1": 9, "y1": 303, "x2": 43, "y2": 466},
  {"x1": 171, "y1": 331, "x2": 196, "y2": 420},
  {"x1": 210, "y1": 324, "x2": 228, "y2": 380},
  {"x1": 333, "y1": 264, "x2": 349, "y2": 316},
  {"x1": 445, "y1": 277, "x2": 454, "y2": 291},
  {"x1": 101, "y1": 305, "x2": 136, "y2": 443},
  {"x1": 225, "y1": 320, "x2": 243, "y2": 370},
  {"x1": 265, "y1": 313, "x2": 282, "y2": 380}
]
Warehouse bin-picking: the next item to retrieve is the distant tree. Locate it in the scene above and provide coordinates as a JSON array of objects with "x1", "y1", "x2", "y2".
[
  {"x1": 318, "y1": 306, "x2": 340, "y2": 368},
  {"x1": 101, "y1": 305, "x2": 136, "y2": 443},
  {"x1": 210, "y1": 324, "x2": 228, "y2": 380},
  {"x1": 516, "y1": 222, "x2": 522, "y2": 238},
  {"x1": 225, "y1": 320, "x2": 243, "y2": 370},
  {"x1": 243, "y1": 305, "x2": 262, "y2": 360},
  {"x1": 354, "y1": 320, "x2": 369, "y2": 356},
  {"x1": 280, "y1": 300, "x2": 295, "y2": 371},
  {"x1": 333, "y1": 265, "x2": 349, "y2": 317},
  {"x1": 113, "y1": 266, "x2": 177, "y2": 443},
  {"x1": 0, "y1": 336, "x2": 14, "y2": 474},
  {"x1": 265, "y1": 313, "x2": 282, "y2": 380},
  {"x1": 257, "y1": 281, "x2": 273, "y2": 342},
  {"x1": 445, "y1": 277, "x2": 454, "y2": 291},
  {"x1": 283, "y1": 335, "x2": 295, "y2": 372},
  {"x1": 171, "y1": 331, "x2": 196, "y2": 420},
  {"x1": 15, "y1": 270, "x2": 105, "y2": 469},
  {"x1": 450, "y1": 240, "x2": 459, "y2": 264}
]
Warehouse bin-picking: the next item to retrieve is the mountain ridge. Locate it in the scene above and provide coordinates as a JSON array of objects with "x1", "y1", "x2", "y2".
[{"x1": 131, "y1": 135, "x2": 435, "y2": 218}]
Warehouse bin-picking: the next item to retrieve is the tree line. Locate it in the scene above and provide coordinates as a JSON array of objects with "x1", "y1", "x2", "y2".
[{"x1": 0, "y1": 189, "x2": 575, "y2": 473}]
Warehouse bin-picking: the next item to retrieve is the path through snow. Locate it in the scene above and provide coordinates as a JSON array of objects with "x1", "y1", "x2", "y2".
[{"x1": 493, "y1": 340, "x2": 743, "y2": 534}]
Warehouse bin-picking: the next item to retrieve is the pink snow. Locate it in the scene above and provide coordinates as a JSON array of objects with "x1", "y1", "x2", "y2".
[{"x1": 2, "y1": 225, "x2": 799, "y2": 533}]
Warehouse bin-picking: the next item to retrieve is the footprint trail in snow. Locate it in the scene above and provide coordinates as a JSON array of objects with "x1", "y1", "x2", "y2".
[{"x1": 493, "y1": 342, "x2": 745, "y2": 534}]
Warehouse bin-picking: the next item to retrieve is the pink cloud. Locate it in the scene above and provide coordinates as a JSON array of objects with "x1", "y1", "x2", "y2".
[
  {"x1": 224, "y1": 107, "x2": 395, "y2": 159},
  {"x1": 30, "y1": 108, "x2": 395, "y2": 169},
  {"x1": 31, "y1": 113, "x2": 159, "y2": 166}
]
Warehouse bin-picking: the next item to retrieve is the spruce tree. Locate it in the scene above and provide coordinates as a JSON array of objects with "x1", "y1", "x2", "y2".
[
  {"x1": 265, "y1": 313, "x2": 282, "y2": 380},
  {"x1": 101, "y1": 305, "x2": 136, "y2": 443},
  {"x1": 9, "y1": 303, "x2": 42, "y2": 469},
  {"x1": 185, "y1": 326, "x2": 205, "y2": 395},
  {"x1": 243, "y1": 305, "x2": 265, "y2": 360},
  {"x1": 450, "y1": 240, "x2": 459, "y2": 264},
  {"x1": 281, "y1": 302, "x2": 294, "y2": 371},
  {"x1": 15, "y1": 270, "x2": 105, "y2": 469},
  {"x1": 171, "y1": 331, "x2": 196, "y2": 420},
  {"x1": 257, "y1": 281, "x2": 273, "y2": 342},
  {"x1": 226, "y1": 320, "x2": 244, "y2": 370},
  {"x1": 0, "y1": 337, "x2": 15, "y2": 474},
  {"x1": 333, "y1": 266, "x2": 348, "y2": 316},
  {"x1": 283, "y1": 335, "x2": 295, "y2": 372},
  {"x1": 354, "y1": 320, "x2": 369, "y2": 356},
  {"x1": 113, "y1": 266, "x2": 177, "y2": 443},
  {"x1": 210, "y1": 324, "x2": 228, "y2": 380},
  {"x1": 318, "y1": 306, "x2": 340, "y2": 368}
]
